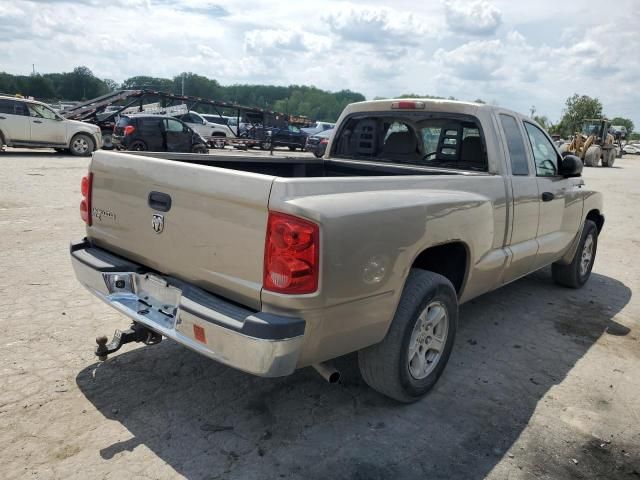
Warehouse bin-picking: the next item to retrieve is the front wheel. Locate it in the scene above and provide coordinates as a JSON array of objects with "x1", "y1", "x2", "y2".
[
  {"x1": 69, "y1": 134, "x2": 95, "y2": 157},
  {"x1": 358, "y1": 270, "x2": 458, "y2": 403},
  {"x1": 552, "y1": 220, "x2": 598, "y2": 288},
  {"x1": 101, "y1": 132, "x2": 114, "y2": 150},
  {"x1": 584, "y1": 145, "x2": 601, "y2": 167},
  {"x1": 192, "y1": 143, "x2": 208, "y2": 154},
  {"x1": 260, "y1": 140, "x2": 272, "y2": 151}
]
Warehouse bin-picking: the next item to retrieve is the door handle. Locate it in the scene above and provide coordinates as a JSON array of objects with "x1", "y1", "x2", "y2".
[
  {"x1": 541, "y1": 192, "x2": 555, "y2": 202},
  {"x1": 33, "y1": 120, "x2": 43, "y2": 124},
  {"x1": 148, "y1": 191, "x2": 172, "y2": 212}
]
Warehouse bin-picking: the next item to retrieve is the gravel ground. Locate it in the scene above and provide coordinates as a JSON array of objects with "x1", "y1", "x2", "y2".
[{"x1": 0, "y1": 148, "x2": 638, "y2": 480}]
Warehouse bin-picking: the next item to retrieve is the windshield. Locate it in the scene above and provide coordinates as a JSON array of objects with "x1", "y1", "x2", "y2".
[
  {"x1": 581, "y1": 121, "x2": 602, "y2": 136},
  {"x1": 332, "y1": 113, "x2": 487, "y2": 171}
]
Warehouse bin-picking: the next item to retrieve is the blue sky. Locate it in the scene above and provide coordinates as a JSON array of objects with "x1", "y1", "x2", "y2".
[{"x1": 1, "y1": 0, "x2": 638, "y2": 125}]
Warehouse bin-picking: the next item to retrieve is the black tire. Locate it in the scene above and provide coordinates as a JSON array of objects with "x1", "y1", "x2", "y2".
[
  {"x1": 313, "y1": 152, "x2": 322, "y2": 158},
  {"x1": 54, "y1": 148, "x2": 68, "y2": 153},
  {"x1": 128, "y1": 140, "x2": 147, "y2": 152},
  {"x1": 69, "y1": 133, "x2": 95, "y2": 157},
  {"x1": 288, "y1": 146, "x2": 296, "y2": 151},
  {"x1": 260, "y1": 140, "x2": 272, "y2": 151},
  {"x1": 101, "y1": 132, "x2": 114, "y2": 150},
  {"x1": 552, "y1": 220, "x2": 598, "y2": 288},
  {"x1": 358, "y1": 269, "x2": 458, "y2": 403},
  {"x1": 191, "y1": 143, "x2": 208, "y2": 154}
]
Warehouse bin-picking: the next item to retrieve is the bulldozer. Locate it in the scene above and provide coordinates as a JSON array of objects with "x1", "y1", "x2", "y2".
[{"x1": 559, "y1": 119, "x2": 620, "y2": 167}]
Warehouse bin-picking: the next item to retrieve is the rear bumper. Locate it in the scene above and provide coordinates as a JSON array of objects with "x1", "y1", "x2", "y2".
[{"x1": 70, "y1": 239, "x2": 305, "y2": 377}]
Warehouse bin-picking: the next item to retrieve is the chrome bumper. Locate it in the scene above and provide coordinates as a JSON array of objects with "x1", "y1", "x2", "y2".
[{"x1": 70, "y1": 239, "x2": 305, "y2": 377}]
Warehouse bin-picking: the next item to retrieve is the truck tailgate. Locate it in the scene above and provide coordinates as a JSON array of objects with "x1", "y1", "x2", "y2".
[{"x1": 87, "y1": 151, "x2": 274, "y2": 310}]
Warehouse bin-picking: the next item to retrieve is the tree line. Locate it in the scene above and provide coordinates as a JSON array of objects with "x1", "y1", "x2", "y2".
[
  {"x1": 0, "y1": 67, "x2": 635, "y2": 134},
  {"x1": 0, "y1": 67, "x2": 364, "y2": 122}
]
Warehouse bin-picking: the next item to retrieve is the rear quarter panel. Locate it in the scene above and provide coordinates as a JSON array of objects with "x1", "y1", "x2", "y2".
[{"x1": 264, "y1": 174, "x2": 508, "y2": 366}]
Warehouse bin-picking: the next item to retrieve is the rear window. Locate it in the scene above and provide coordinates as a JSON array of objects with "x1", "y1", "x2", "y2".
[
  {"x1": 332, "y1": 113, "x2": 487, "y2": 171},
  {"x1": 116, "y1": 117, "x2": 131, "y2": 128}
]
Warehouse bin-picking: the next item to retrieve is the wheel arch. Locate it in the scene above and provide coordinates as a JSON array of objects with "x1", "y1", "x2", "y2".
[
  {"x1": 410, "y1": 241, "x2": 469, "y2": 297},
  {"x1": 586, "y1": 209, "x2": 604, "y2": 234}
]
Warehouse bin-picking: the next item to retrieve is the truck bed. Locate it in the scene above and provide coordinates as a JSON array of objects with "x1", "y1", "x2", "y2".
[{"x1": 127, "y1": 151, "x2": 480, "y2": 178}]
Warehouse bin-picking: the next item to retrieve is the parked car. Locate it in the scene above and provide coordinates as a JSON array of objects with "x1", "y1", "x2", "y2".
[
  {"x1": 0, "y1": 95, "x2": 102, "y2": 156},
  {"x1": 112, "y1": 115, "x2": 208, "y2": 153},
  {"x1": 175, "y1": 111, "x2": 236, "y2": 146},
  {"x1": 72, "y1": 99, "x2": 602, "y2": 403},
  {"x1": 302, "y1": 121, "x2": 335, "y2": 136},
  {"x1": 305, "y1": 128, "x2": 333, "y2": 157},
  {"x1": 622, "y1": 143, "x2": 640, "y2": 154},
  {"x1": 244, "y1": 124, "x2": 308, "y2": 150}
]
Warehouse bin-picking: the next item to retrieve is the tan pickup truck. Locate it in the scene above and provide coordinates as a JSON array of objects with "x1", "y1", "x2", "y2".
[{"x1": 71, "y1": 99, "x2": 603, "y2": 402}]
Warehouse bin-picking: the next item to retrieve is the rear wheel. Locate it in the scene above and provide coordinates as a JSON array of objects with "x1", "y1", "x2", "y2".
[
  {"x1": 128, "y1": 140, "x2": 147, "y2": 151},
  {"x1": 358, "y1": 270, "x2": 458, "y2": 403},
  {"x1": 260, "y1": 140, "x2": 272, "y2": 151},
  {"x1": 69, "y1": 134, "x2": 95, "y2": 157},
  {"x1": 584, "y1": 145, "x2": 601, "y2": 167},
  {"x1": 101, "y1": 132, "x2": 114, "y2": 150},
  {"x1": 552, "y1": 220, "x2": 598, "y2": 288}
]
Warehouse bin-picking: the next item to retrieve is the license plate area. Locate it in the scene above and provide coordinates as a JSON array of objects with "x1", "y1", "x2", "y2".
[{"x1": 104, "y1": 272, "x2": 182, "y2": 331}]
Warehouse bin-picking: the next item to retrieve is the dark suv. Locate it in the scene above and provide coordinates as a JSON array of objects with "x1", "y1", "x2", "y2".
[{"x1": 112, "y1": 115, "x2": 208, "y2": 153}]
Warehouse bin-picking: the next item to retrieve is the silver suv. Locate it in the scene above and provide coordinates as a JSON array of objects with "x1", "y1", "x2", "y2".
[{"x1": 0, "y1": 95, "x2": 102, "y2": 156}]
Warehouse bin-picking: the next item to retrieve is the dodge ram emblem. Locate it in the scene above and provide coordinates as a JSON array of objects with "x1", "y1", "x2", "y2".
[{"x1": 152, "y1": 214, "x2": 164, "y2": 234}]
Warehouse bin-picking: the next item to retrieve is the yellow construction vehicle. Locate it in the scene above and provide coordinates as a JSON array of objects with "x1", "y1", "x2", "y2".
[{"x1": 559, "y1": 119, "x2": 618, "y2": 167}]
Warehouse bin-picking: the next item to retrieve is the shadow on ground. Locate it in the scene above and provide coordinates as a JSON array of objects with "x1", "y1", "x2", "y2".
[{"x1": 77, "y1": 269, "x2": 634, "y2": 479}]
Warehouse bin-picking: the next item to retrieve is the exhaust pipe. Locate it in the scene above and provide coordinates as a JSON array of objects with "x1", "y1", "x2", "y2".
[{"x1": 312, "y1": 362, "x2": 340, "y2": 384}]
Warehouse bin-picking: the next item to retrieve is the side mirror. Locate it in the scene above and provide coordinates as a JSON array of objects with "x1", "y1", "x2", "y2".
[{"x1": 559, "y1": 154, "x2": 583, "y2": 177}]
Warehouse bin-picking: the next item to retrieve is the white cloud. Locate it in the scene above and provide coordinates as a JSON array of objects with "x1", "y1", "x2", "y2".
[
  {"x1": 444, "y1": 0, "x2": 502, "y2": 36},
  {"x1": 0, "y1": 0, "x2": 638, "y2": 126}
]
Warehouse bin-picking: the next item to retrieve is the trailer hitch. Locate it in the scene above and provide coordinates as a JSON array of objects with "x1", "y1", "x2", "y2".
[{"x1": 95, "y1": 323, "x2": 162, "y2": 361}]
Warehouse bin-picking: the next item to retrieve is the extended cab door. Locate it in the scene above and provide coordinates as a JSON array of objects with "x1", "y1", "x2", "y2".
[
  {"x1": 26, "y1": 103, "x2": 67, "y2": 146},
  {"x1": 523, "y1": 121, "x2": 583, "y2": 269},
  {"x1": 498, "y1": 113, "x2": 541, "y2": 284},
  {"x1": 0, "y1": 99, "x2": 30, "y2": 143}
]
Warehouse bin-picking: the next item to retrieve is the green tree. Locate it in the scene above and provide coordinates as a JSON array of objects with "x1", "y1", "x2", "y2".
[
  {"x1": 609, "y1": 117, "x2": 634, "y2": 134},
  {"x1": 559, "y1": 94, "x2": 603, "y2": 137}
]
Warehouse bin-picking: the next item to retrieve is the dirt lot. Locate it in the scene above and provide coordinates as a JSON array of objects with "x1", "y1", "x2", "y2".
[{"x1": 0, "y1": 148, "x2": 638, "y2": 480}]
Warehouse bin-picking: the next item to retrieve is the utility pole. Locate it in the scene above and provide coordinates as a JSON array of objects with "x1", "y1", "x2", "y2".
[
  {"x1": 32, "y1": 64, "x2": 35, "y2": 75},
  {"x1": 181, "y1": 73, "x2": 185, "y2": 96}
]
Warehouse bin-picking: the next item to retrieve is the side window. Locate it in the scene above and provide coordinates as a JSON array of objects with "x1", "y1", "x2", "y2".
[
  {"x1": 0, "y1": 99, "x2": 15, "y2": 115},
  {"x1": 499, "y1": 114, "x2": 529, "y2": 175},
  {"x1": 28, "y1": 103, "x2": 58, "y2": 120},
  {"x1": 524, "y1": 122, "x2": 558, "y2": 177},
  {"x1": 165, "y1": 119, "x2": 185, "y2": 132},
  {"x1": 289, "y1": 125, "x2": 301, "y2": 133}
]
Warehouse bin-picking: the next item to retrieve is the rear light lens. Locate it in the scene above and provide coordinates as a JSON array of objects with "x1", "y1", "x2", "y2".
[
  {"x1": 123, "y1": 125, "x2": 136, "y2": 136},
  {"x1": 264, "y1": 212, "x2": 319, "y2": 294},
  {"x1": 391, "y1": 101, "x2": 426, "y2": 110},
  {"x1": 80, "y1": 172, "x2": 93, "y2": 226},
  {"x1": 320, "y1": 138, "x2": 328, "y2": 145}
]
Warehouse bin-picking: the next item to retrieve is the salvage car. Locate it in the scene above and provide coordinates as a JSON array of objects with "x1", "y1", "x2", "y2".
[
  {"x1": 0, "y1": 95, "x2": 102, "y2": 156},
  {"x1": 305, "y1": 128, "x2": 333, "y2": 157},
  {"x1": 71, "y1": 99, "x2": 603, "y2": 402},
  {"x1": 175, "y1": 111, "x2": 236, "y2": 146},
  {"x1": 112, "y1": 115, "x2": 208, "y2": 153}
]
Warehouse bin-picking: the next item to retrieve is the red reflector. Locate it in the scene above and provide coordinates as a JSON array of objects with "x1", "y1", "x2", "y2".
[
  {"x1": 80, "y1": 172, "x2": 93, "y2": 226},
  {"x1": 391, "y1": 101, "x2": 426, "y2": 110},
  {"x1": 193, "y1": 325, "x2": 206, "y2": 343},
  {"x1": 123, "y1": 125, "x2": 136, "y2": 136},
  {"x1": 264, "y1": 212, "x2": 319, "y2": 294}
]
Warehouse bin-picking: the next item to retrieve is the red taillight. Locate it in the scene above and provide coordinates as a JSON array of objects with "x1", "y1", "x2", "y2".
[
  {"x1": 320, "y1": 138, "x2": 329, "y2": 145},
  {"x1": 264, "y1": 211, "x2": 319, "y2": 294},
  {"x1": 80, "y1": 172, "x2": 93, "y2": 226},
  {"x1": 123, "y1": 125, "x2": 136, "y2": 136}
]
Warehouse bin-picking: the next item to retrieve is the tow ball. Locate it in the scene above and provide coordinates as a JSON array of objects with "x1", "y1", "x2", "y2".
[{"x1": 95, "y1": 322, "x2": 162, "y2": 361}]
